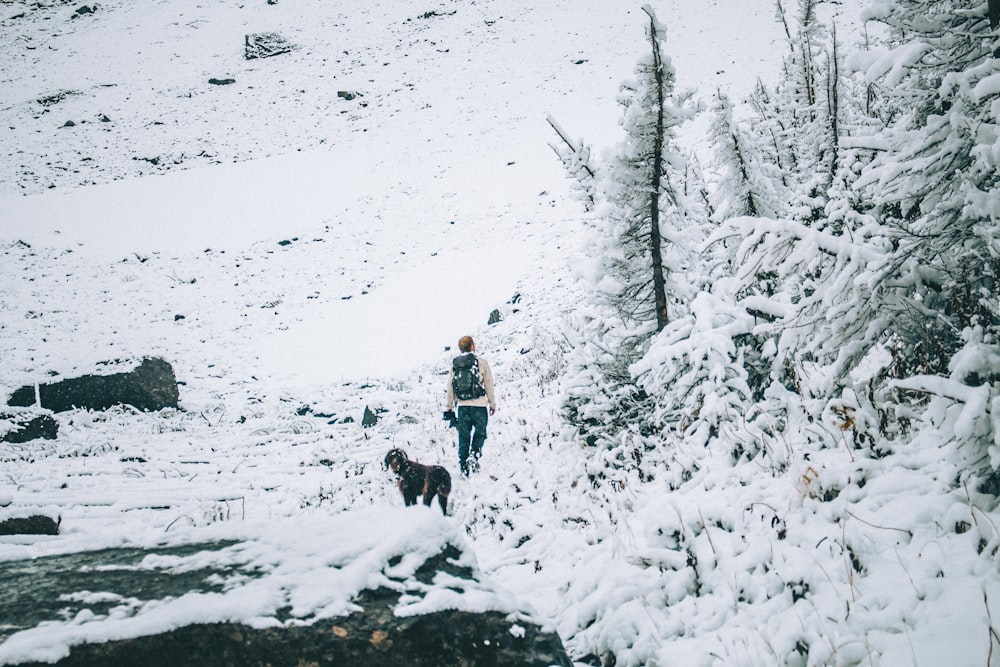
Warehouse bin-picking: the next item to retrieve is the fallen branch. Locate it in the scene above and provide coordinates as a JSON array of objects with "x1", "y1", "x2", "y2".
[{"x1": 845, "y1": 510, "x2": 913, "y2": 538}]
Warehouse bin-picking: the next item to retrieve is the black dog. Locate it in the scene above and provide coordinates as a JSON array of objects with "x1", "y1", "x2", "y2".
[{"x1": 384, "y1": 448, "x2": 451, "y2": 515}]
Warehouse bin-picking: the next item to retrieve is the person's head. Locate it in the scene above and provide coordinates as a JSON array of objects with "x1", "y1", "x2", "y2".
[{"x1": 458, "y1": 336, "x2": 475, "y2": 353}]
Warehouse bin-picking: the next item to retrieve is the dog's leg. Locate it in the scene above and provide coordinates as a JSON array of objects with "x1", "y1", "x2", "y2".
[
  {"x1": 400, "y1": 480, "x2": 417, "y2": 506},
  {"x1": 434, "y1": 468, "x2": 450, "y2": 515},
  {"x1": 422, "y1": 477, "x2": 434, "y2": 508}
]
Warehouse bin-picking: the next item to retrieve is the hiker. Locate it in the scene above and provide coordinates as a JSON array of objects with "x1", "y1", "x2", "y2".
[{"x1": 443, "y1": 335, "x2": 496, "y2": 476}]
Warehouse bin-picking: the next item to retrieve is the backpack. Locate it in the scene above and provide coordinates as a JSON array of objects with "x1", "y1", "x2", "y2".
[{"x1": 452, "y1": 354, "x2": 486, "y2": 401}]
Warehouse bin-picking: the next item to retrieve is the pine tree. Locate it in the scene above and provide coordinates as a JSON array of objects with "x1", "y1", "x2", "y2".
[
  {"x1": 707, "y1": 92, "x2": 782, "y2": 221},
  {"x1": 558, "y1": 6, "x2": 703, "y2": 449},
  {"x1": 750, "y1": 0, "x2": 836, "y2": 222},
  {"x1": 854, "y1": 0, "x2": 1000, "y2": 470},
  {"x1": 600, "y1": 5, "x2": 700, "y2": 336},
  {"x1": 857, "y1": 0, "x2": 1000, "y2": 364}
]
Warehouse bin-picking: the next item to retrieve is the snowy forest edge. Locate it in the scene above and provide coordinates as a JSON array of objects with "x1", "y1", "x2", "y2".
[{"x1": 546, "y1": 0, "x2": 1000, "y2": 664}]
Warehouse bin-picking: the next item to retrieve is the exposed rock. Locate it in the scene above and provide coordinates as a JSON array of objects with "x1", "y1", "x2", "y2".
[
  {"x1": 0, "y1": 515, "x2": 59, "y2": 536},
  {"x1": 208, "y1": 78, "x2": 236, "y2": 86},
  {"x1": 1, "y1": 533, "x2": 572, "y2": 666},
  {"x1": 488, "y1": 308, "x2": 503, "y2": 325},
  {"x1": 244, "y1": 32, "x2": 294, "y2": 60},
  {"x1": 362, "y1": 405, "x2": 379, "y2": 427},
  {"x1": 7, "y1": 357, "x2": 179, "y2": 413},
  {"x1": 414, "y1": 9, "x2": 457, "y2": 20},
  {"x1": 11, "y1": 606, "x2": 569, "y2": 666},
  {"x1": 36, "y1": 91, "x2": 80, "y2": 107},
  {"x1": 0, "y1": 412, "x2": 58, "y2": 442}
]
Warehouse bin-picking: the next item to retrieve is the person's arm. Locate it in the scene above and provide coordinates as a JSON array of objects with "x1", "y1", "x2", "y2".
[
  {"x1": 443, "y1": 368, "x2": 456, "y2": 410},
  {"x1": 479, "y1": 357, "x2": 496, "y2": 414}
]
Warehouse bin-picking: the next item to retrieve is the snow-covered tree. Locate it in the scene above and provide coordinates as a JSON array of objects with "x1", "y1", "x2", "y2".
[
  {"x1": 707, "y1": 91, "x2": 783, "y2": 221},
  {"x1": 858, "y1": 0, "x2": 1000, "y2": 365},
  {"x1": 749, "y1": 0, "x2": 840, "y2": 222},
  {"x1": 852, "y1": 0, "x2": 1000, "y2": 476},
  {"x1": 557, "y1": 6, "x2": 705, "y2": 450},
  {"x1": 599, "y1": 5, "x2": 701, "y2": 337}
]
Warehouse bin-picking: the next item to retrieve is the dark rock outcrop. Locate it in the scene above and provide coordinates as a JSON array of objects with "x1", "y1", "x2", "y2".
[
  {"x1": 1, "y1": 540, "x2": 572, "y2": 667},
  {"x1": 244, "y1": 32, "x2": 293, "y2": 59},
  {"x1": 12, "y1": 610, "x2": 569, "y2": 667},
  {"x1": 0, "y1": 515, "x2": 59, "y2": 536},
  {"x1": 1, "y1": 412, "x2": 58, "y2": 442},
  {"x1": 7, "y1": 358, "x2": 179, "y2": 413}
]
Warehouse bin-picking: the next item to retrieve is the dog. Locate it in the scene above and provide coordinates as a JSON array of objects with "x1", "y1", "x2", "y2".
[{"x1": 384, "y1": 448, "x2": 451, "y2": 515}]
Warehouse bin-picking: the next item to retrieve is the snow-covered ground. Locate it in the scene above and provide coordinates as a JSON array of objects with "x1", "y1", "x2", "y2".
[{"x1": 5, "y1": 1, "x2": 990, "y2": 666}]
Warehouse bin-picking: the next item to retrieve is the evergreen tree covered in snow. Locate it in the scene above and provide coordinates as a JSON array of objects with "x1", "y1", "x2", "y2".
[
  {"x1": 560, "y1": 6, "x2": 704, "y2": 450},
  {"x1": 853, "y1": 0, "x2": 1000, "y2": 473},
  {"x1": 539, "y1": 0, "x2": 1000, "y2": 663},
  {"x1": 707, "y1": 91, "x2": 783, "y2": 221},
  {"x1": 749, "y1": 0, "x2": 840, "y2": 222},
  {"x1": 858, "y1": 0, "x2": 1000, "y2": 369},
  {"x1": 599, "y1": 6, "x2": 700, "y2": 340}
]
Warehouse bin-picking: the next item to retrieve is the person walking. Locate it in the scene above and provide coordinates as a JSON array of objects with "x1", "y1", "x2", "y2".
[{"x1": 443, "y1": 335, "x2": 496, "y2": 475}]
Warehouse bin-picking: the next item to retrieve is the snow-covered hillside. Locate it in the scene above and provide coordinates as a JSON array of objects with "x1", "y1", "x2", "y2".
[{"x1": 4, "y1": 0, "x2": 998, "y2": 665}]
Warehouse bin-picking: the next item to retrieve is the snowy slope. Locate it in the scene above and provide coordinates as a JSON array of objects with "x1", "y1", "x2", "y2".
[{"x1": 5, "y1": 1, "x2": 991, "y2": 666}]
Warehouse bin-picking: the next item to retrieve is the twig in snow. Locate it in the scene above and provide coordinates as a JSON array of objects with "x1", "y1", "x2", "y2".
[
  {"x1": 842, "y1": 522, "x2": 856, "y2": 604},
  {"x1": 697, "y1": 507, "x2": 717, "y2": 557},
  {"x1": 894, "y1": 549, "x2": 923, "y2": 599},
  {"x1": 838, "y1": 428, "x2": 855, "y2": 463},
  {"x1": 165, "y1": 514, "x2": 195, "y2": 532},
  {"x1": 985, "y1": 590, "x2": 1000, "y2": 667},
  {"x1": 844, "y1": 510, "x2": 913, "y2": 538},
  {"x1": 964, "y1": 481, "x2": 1000, "y2": 540}
]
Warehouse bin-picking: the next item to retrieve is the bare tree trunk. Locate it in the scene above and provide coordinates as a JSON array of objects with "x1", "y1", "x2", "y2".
[
  {"x1": 643, "y1": 6, "x2": 669, "y2": 332},
  {"x1": 991, "y1": 0, "x2": 1000, "y2": 57},
  {"x1": 830, "y1": 25, "x2": 839, "y2": 154},
  {"x1": 827, "y1": 23, "x2": 840, "y2": 186}
]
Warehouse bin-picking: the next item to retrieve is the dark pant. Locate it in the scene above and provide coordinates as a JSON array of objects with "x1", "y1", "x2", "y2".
[{"x1": 457, "y1": 405, "x2": 488, "y2": 475}]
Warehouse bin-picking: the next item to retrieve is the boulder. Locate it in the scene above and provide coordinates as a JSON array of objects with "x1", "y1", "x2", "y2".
[
  {"x1": 0, "y1": 517, "x2": 572, "y2": 667},
  {"x1": 7, "y1": 358, "x2": 179, "y2": 413},
  {"x1": 1, "y1": 412, "x2": 58, "y2": 442},
  {"x1": 244, "y1": 32, "x2": 294, "y2": 59},
  {"x1": 10, "y1": 614, "x2": 569, "y2": 666},
  {"x1": 0, "y1": 515, "x2": 59, "y2": 536}
]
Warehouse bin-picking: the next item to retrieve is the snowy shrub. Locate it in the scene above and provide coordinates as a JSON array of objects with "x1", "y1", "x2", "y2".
[
  {"x1": 632, "y1": 290, "x2": 755, "y2": 454},
  {"x1": 561, "y1": 308, "x2": 655, "y2": 449}
]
